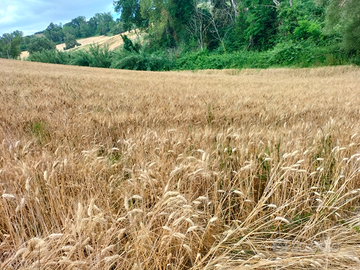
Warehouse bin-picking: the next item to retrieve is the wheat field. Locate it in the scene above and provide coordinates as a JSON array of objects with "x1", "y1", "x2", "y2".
[{"x1": 1, "y1": 59, "x2": 360, "y2": 269}]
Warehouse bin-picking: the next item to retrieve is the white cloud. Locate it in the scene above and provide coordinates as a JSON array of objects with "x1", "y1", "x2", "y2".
[{"x1": 0, "y1": 5, "x2": 18, "y2": 24}]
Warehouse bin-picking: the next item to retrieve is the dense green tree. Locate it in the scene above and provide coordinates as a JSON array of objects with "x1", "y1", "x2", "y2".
[
  {"x1": 0, "y1": 31, "x2": 23, "y2": 59},
  {"x1": 9, "y1": 36, "x2": 21, "y2": 58},
  {"x1": 88, "y1": 13, "x2": 114, "y2": 36},
  {"x1": 114, "y1": 0, "x2": 194, "y2": 48},
  {"x1": 2, "y1": 0, "x2": 359, "y2": 68},
  {"x1": 276, "y1": 0, "x2": 325, "y2": 43},
  {"x1": 114, "y1": 0, "x2": 144, "y2": 31},
  {"x1": 320, "y1": 0, "x2": 360, "y2": 52},
  {"x1": 44, "y1": 23, "x2": 65, "y2": 43},
  {"x1": 64, "y1": 34, "x2": 81, "y2": 50},
  {"x1": 235, "y1": 0, "x2": 278, "y2": 51},
  {"x1": 121, "y1": 34, "x2": 139, "y2": 53},
  {"x1": 110, "y1": 20, "x2": 126, "y2": 35},
  {"x1": 27, "y1": 37, "x2": 56, "y2": 54},
  {"x1": 63, "y1": 16, "x2": 87, "y2": 38},
  {"x1": 80, "y1": 22, "x2": 92, "y2": 37},
  {"x1": 20, "y1": 36, "x2": 31, "y2": 51}
]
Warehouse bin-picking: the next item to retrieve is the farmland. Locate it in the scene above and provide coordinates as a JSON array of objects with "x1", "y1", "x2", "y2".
[
  {"x1": 1, "y1": 59, "x2": 360, "y2": 269},
  {"x1": 20, "y1": 31, "x2": 137, "y2": 59}
]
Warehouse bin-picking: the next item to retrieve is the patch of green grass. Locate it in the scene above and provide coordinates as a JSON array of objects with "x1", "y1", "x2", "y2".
[{"x1": 29, "y1": 120, "x2": 51, "y2": 144}]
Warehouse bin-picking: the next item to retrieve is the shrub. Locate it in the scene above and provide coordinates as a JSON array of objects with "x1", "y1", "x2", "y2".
[
  {"x1": 111, "y1": 51, "x2": 174, "y2": 71},
  {"x1": 27, "y1": 37, "x2": 56, "y2": 54},
  {"x1": 27, "y1": 50, "x2": 71, "y2": 64},
  {"x1": 70, "y1": 44, "x2": 112, "y2": 68}
]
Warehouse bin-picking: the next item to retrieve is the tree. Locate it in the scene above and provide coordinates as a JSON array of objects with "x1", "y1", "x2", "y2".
[
  {"x1": 88, "y1": 13, "x2": 114, "y2": 36},
  {"x1": 320, "y1": 0, "x2": 360, "y2": 52},
  {"x1": 236, "y1": 0, "x2": 278, "y2": 51},
  {"x1": 110, "y1": 20, "x2": 126, "y2": 35},
  {"x1": 63, "y1": 16, "x2": 87, "y2": 38},
  {"x1": 200, "y1": 0, "x2": 234, "y2": 52},
  {"x1": 276, "y1": 0, "x2": 325, "y2": 43},
  {"x1": 137, "y1": 0, "x2": 196, "y2": 49},
  {"x1": 121, "y1": 34, "x2": 139, "y2": 53},
  {"x1": 187, "y1": 1, "x2": 207, "y2": 50},
  {"x1": 114, "y1": 0, "x2": 144, "y2": 31},
  {"x1": 0, "y1": 31, "x2": 23, "y2": 59},
  {"x1": 27, "y1": 37, "x2": 56, "y2": 54},
  {"x1": 64, "y1": 34, "x2": 81, "y2": 50},
  {"x1": 10, "y1": 36, "x2": 21, "y2": 58},
  {"x1": 44, "y1": 23, "x2": 65, "y2": 43},
  {"x1": 80, "y1": 22, "x2": 92, "y2": 38}
]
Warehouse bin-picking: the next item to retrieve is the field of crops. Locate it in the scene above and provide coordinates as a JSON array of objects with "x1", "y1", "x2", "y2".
[{"x1": 1, "y1": 59, "x2": 360, "y2": 269}]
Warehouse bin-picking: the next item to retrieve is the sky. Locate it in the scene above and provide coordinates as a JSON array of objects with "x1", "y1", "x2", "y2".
[{"x1": 0, "y1": 0, "x2": 117, "y2": 36}]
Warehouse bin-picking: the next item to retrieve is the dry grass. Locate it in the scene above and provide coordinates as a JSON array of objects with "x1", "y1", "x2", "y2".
[{"x1": 1, "y1": 59, "x2": 360, "y2": 269}]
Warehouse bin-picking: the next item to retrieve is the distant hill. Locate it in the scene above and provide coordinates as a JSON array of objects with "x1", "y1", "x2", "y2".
[{"x1": 21, "y1": 31, "x2": 137, "y2": 59}]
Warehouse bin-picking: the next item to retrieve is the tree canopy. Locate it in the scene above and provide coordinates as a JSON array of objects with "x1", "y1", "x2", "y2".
[
  {"x1": 2, "y1": 0, "x2": 359, "y2": 67},
  {"x1": 27, "y1": 37, "x2": 56, "y2": 54},
  {"x1": 0, "y1": 31, "x2": 23, "y2": 59}
]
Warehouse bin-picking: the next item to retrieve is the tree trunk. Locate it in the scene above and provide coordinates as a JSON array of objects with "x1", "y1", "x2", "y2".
[
  {"x1": 289, "y1": 0, "x2": 293, "y2": 6},
  {"x1": 272, "y1": 0, "x2": 280, "y2": 6},
  {"x1": 230, "y1": 0, "x2": 238, "y2": 17}
]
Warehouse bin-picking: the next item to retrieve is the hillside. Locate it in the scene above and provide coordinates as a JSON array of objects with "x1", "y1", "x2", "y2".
[
  {"x1": 1, "y1": 59, "x2": 360, "y2": 269},
  {"x1": 20, "y1": 31, "x2": 137, "y2": 59}
]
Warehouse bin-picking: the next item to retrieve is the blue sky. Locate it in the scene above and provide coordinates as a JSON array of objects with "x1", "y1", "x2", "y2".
[{"x1": 0, "y1": 0, "x2": 117, "y2": 36}]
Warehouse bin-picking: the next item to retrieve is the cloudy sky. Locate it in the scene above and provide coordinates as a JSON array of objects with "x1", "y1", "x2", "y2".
[{"x1": 0, "y1": 0, "x2": 117, "y2": 36}]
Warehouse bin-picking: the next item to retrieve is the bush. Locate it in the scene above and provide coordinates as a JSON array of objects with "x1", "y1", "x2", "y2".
[
  {"x1": 27, "y1": 50, "x2": 71, "y2": 64},
  {"x1": 293, "y1": 20, "x2": 322, "y2": 41},
  {"x1": 269, "y1": 41, "x2": 304, "y2": 66},
  {"x1": 88, "y1": 44, "x2": 112, "y2": 68},
  {"x1": 70, "y1": 50, "x2": 92, "y2": 66},
  {"x1": 27, "y1": 37, "x2": 56, "y2": 54},
  {"x1": 111, "y1": 50, "x2": 174, "y2": 71},
  {"x1": 64, "y1": 34, "x2": 81, "y2": 50},
  {"x1": 70, "y1": 44, "x2": 112, "y2": 68},
  {"x1": 175, "y1": 50, "x2": 271, "y2": 70}
]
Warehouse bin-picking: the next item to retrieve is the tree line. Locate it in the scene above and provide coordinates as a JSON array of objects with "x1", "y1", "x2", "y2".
[
  {"x1": 1, "y1": 0, "x2": 359, "y2": 69},
  {"x1": 114, "y1": 0, "x2": 359, "y2": 53},
  {"x1": 0, "y1": 12, "x2": 124, "y2": 59}
]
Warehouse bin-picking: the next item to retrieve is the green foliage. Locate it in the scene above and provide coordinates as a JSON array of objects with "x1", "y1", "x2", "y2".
[
  {"x1": 236, "y1": 0, "x2": 278, "y2": 51},
  {"x1": 87, "y1": 44, "x2": 113, "y2": 68},
  {"x1": 109, "y1": 21, "x2": 126, "y2": 35},
  {"x1": 293, "y1": 20, "x2": 322, "y2": 41},
  {"x1": 111, "y1": 49, "x2": 174, "y2": 71},
  {"x1": 27, "y1": 50, "x2": 71, "y2": 64},
  {"x1": 269, "y1": 40, "x2": 304, "y2": 65},
  {"x1": 121, "y1": 34, "x2": 139, "y2": 53},
  {"x1": 71, "y1": 44, "x2": 112, "y2": 68},
  {"x1": 89, "y1": 12, "x2": 115, "y2": 36},
  {"x1": 64, "y1": 34, "x2": 81, "y2": 50},
  {"x1": 323, "y1": 0, "x2": 360, "y2": 53},
  {"x1": 44, "y1": 23, "x2": 65, "y2": 44},
  {"x1": 7, "y1": 0, "x2": 359, "y2": 69},
  {"x1": 114, "y1": 0, "x2": 144, "y2": 31},
  {"x1": 29, "y1": 120, "x2": 51, "y2": 145},
  {"x1": 63, "y1": 16, "x2": 86, "y2": 38},
  {"x1": 0, "y1": 31, "x2": 23, "y2": 59},
  {"x1": 9, "y1": 36, "x2": 21, "y2": 58},
  {"x1": 175, "y1": 49, "x2": 269, "y2": 70},
  {"x1": 277, "y1": 0, "x2": 325, "y2": 42},
  {"x1": 27, "y1": 37, "x2": 56, "y2": 54}
]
